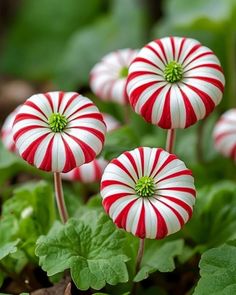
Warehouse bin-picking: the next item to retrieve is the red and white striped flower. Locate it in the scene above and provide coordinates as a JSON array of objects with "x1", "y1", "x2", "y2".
[
  {"x1": 12, "y1": 91, "x2": 106, "y2": 173},
  {"x1": 62, "y1": 158, "x2": 108, "y2": 183},
  {"x1": 90, "y1": 49, "x2": 138, "y2": 105},
  {"x1": 126, "y1": 37, "x2": 225, "y2": 129},
  {"x1": 213, "y1": 109, "x2": 236, "y2": 162},
  {"x1": 1, "y1": 105, "x2": 21, "y2": 153},
  {"x1": 101, "y1": 147, "x2": 196, "y2": 239},
  {"x1": 62, "y1": 113, "x2": 120, "y2": 183},
  {"x1": 102, "y1": 113, "x2": 120, "y2": 132}
]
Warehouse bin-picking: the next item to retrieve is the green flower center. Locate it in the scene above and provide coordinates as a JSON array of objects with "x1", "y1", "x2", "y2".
[
  {"x1": 48, "y1": 113, "x2": 68, "y2": 132},
  {"x1": 164, "y1": 60, "x2": 183, "y2": 83},
  {"x1": 119, "y1": 66, "x2": 129, "y2": 78},
  {"x1": 135, "y1": 176, "x2": 155, "y2": 198}
]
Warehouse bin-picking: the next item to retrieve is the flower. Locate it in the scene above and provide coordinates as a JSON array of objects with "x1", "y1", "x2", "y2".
[
  {"x1": 90, "y1": 48, "x2": 138, "y2": 105},
  {"x1": 13, "y1": 91, "x2": 106, "y2": 172},
  {"x1": 101, "y1": 147, "x2": 196, "y2": 239},
  {"x1": 61, "y1": 113, "x2": 120, "y2": 183},
  {"x1": 213, "y1": 109, "x2": 236, "y2": 162},
  {"x1": 126, "y1": 36, "x2": 225, "y2": 129},
  {"x1": 1, "y1": 105, "x2": 21, "y2": 153},
  {"x1": 62, "y1": 158, "x2": 108, "y2": 183},
  {"x1": 102, "y1": 113, "x2": 120, "y2": 132}
]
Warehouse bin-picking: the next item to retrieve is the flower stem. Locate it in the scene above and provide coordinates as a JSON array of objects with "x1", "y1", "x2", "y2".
[
  {"x1": 54, "y1": 172, "x2": 68, "y2": 223},
  {"x1": 132, "y1": 238, "x2": 145, "y2": 295},
  {"x1": 135, "y1": 238, "x2": 145, "y2": 274},
  {"x1": 166, "y1": 129, "x2": 176, "y2": 153}
]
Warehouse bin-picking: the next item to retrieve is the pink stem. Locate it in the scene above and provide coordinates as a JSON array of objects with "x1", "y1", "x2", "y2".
[
  {"x1": 166, "y1": 129, "x2": 176, "y2": 153},
  {"x1": 54, "y1": 172, "x2": 68, "y2": 223}
]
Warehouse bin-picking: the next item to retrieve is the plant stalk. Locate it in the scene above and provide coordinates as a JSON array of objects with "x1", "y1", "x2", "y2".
[
  {"x1": 166, "y1": 129, "x2": 176, "y2": 153},
  {"x1": 135, "y1": 238, "x2": 145, "y2": 274},
  {"x1": 54, "y1": 172, "x2": 68, "y2": 223}
]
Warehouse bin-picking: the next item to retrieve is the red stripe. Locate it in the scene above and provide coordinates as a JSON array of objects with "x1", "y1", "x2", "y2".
[
  {"x1": 24, "y1": 101, "x2": 48, "y2": 119},
  {"x1": 128, "y1": 80, "x2": 158, "y2": 108},
  {"x1": 72, "y1": 126, "x2": 105, "y2": 144},
  {"x1": 184, "y1": 52, "x2": 213, "y2": 68},
  {"x1": 114, "y1": 199, "x2": 137, "y2": 229},
  {"x1": 68, "y1": 134, "x2": 96, "y2": 163},
  {"x1": 102, "y1": 193, "x2": 133, "y2": 213},
  {"x1": 44, "y1": 93, "x2": 54, "y2": 112},
  {"x1": 74, "y1": 167, "x2": 81, "y2": 181},
  {"x1": 140, "y1": 85, "x2": 166, "y2": 123},
  {"x1": 153, "y1": 154, "x2": 177, "y2": 178},
  {"x1": 135, "y1": 202, "x2": 146, "y2": 238},
  {"x1": 157, "y1": 169, "x2": 192, "y2": 183},
  {"x1": 39, "y1": 136, "x2": 53, "y2": 171},
  {"x1": 133, "y1": 56, "x2": 163, "y2": 71},
  {"x1": 186, "y1": 63, "x2": 223, "y2": 73},
  {"x1": 93, "y1": 160, "x2": 102, "y2": 182},
  {"x1": 177, "y1": 37, "x2": 186, "y2": 62},
  {"x1": 160, "y1": 187, "x2": 196, "y2": 197},
  {"x1": 124, "y1": 151, "x2": 139, "y2": 178},
  {"x1": 187, "y1": 76, "x2": 224, "y2": 92},
  {"x1": 150, "y1": 148, "x2": 163, "y2": 176},
  {"x1": 150, "y1": 202, "x2": 168, "y2": 239},
  {"x1": 101, "y1": 180, "x2": 133, "y2": 190},
  {"x1": 67, "y1": 103, "x2": 95, "y2": 120},
  {"x1": 111, "y1": 159, "x2": 136, "y2": 182},
  {"x1": 58, "y1": 91, "x2": 64, "y2": 111},
  {"x1": 146, "y1": 44, "x2": 166, "y2": 65},
  {"x1": 14, "y1": 113, "x2": 46, "y2": 124},
  {"x1": 184, "y1": 83, "x2": 216, "y2": 117},
  {"x1": 155, "y1": 39, "x2": 168, "y2": 64},
  {"x1": 215, "y1": 131, "x2": 235, "y2": 142},
  {"x1": 62, "y1": 137, "x2": 77, "y2": 173},
  {"x1": 170, "y1": 36, "x2": 176, "y2": 60},
  {"x1": 13, "y1": 125, "x2": 47, "y2": 142},
  {"x1": 73, "y1": 113, "x2": 104, "y2": 121},
  {"x1": 157, "y1": 199, "x2": 184, "y2": 227},
  {"x1": 128, "y1": 70, "x2": 163, "y2": 81},
  {"x1": 164, "y1": 196, "x2": 193, "y2": 219},
  {"x1": 138, "y1": 147, "x2": 144, "y2": 176},
  {"x1": 158, "y1": 87, "x2": 172, "y2": 129},
  {"x1": 182, "y1": 44, "x2": 201, "y2": 64},
  {"x1": 21, "y1": 133, "x2": 48, "y2": 166},
  {"x1": 179, "y1": 87, "x2": 197, "y2": 128}
]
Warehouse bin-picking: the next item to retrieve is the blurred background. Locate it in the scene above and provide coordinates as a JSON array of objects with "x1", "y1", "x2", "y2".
[
  {"x1": 0, "y1": 1, "x2": 236, "y2": 294},
  {"x1": 0, "y1": 0, "x2": 235, "y2": 119}
]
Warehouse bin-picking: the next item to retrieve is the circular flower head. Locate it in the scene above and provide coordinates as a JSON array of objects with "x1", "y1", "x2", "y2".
[
  {"x1": 13, "y1": 91, "x2": 106, "y2": 173},
  {"x1": 1, "y1": 105, "x2": 21, "y2": 153},
  {"x1": 101, "y1": 147, "x2": 196, "y2": 239},
  {"x1": 213, "y1": 109, "x2": 236, "y2": 162},
  {"x1": 102, "y1": 113, "x2": 120, "y2": 132},
  {"x1": 90, "y1": 49, "x2": 138, "y2": 105},
  {"x1": 62, "y1": 158, "x2": 108, "y2": 183},
  {"x1": 126, "y1": 37, "x2": 225, "y2": 129}
]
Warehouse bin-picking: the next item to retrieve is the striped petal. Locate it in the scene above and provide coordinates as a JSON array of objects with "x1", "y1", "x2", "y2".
[
  {"x1": 90, "y1": 49, "x2": 138, "y2": 105},
  {"x1": 1, "y1": 105, "x2": 21, "y2": 153},
  {"x1": 100, "y1": 147, "x2": 196, "y2": 239},
  {"x1": 126, "y1": 36, "x2": 225, "y2": 129},
  {"x1": 213, "y1": 109, "x2": 236, "y2": 162},
  {"x1": 13, "y1": 91, "x2": 106, "y2": 173},
  {"x1": 62, "y1": 157, "x2": 108, "y2": 183}
]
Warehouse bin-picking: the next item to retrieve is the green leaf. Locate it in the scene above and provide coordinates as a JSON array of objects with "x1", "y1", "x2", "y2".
[
  {"x1": 183, "y1": 181, "x2": 236, "y2": 248},
  {"x1": 0, "y1": 181, "x2": 55, "y2": 265},
  {"x1": 36, "y1": 214, "x2": 129, "y2": 290},
  {"x1": 102, "y1": 125, "x2": 140, "y2": 161},
  {"x1": 1, "y1": 0, "x2": 103, "y2": 80},
  {"x1": 194, "y1": 241, "x2": 236, "y2": 295},
  {"x1": 54, "y1": 0, "x2": 147, "y2": 89},
  {"x1": 0, "y1": 239, "x2": 20, "y2": 260},
  {"x1": 134, "y1": 239, "x2": 184, "y2": 282}
]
